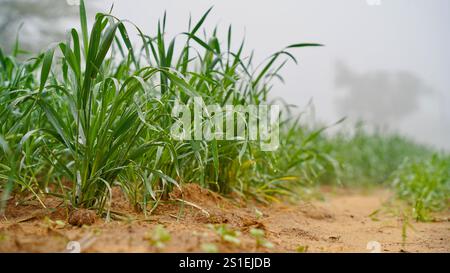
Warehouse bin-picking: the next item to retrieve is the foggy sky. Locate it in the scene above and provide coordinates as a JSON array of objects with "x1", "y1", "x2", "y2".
[{"x1": 50, "y1": 1, "x2": 450, "y2": 150}]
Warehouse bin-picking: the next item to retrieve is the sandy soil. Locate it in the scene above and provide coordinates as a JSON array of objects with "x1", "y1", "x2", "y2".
[{"x1": 0, "y1": 184, "x2": 449, "y2": 253}]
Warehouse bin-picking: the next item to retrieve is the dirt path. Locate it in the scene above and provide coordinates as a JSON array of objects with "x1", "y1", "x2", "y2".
[{"x1": 0, "y1": 185, "x2": 449, "y2": 252}]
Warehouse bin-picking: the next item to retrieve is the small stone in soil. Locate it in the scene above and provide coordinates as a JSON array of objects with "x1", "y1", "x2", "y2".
[{"x1": 68, "y1": 209, "x2": 96, "y2": 226}]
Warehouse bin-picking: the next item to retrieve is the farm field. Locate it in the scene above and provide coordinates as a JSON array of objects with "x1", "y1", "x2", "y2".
[{"x1": 0, "y1": 1, "x2": 449, "y2": 254}]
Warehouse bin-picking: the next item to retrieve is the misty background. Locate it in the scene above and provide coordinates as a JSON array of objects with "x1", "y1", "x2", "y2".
[{"x1": 1, "y1": 0, "x2": 449, "y2": 150}]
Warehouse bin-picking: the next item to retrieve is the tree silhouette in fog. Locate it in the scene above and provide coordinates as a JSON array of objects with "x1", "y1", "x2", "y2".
[
  {"x1": 0, "y1": 0, "x2": 95, "y2": 52},
  {"x1": 334, "y1": 61, "x2": 432, "y2": 124}
]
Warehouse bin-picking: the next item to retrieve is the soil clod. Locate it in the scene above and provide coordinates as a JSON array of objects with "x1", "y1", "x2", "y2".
[{"x1": 68, "y1": 209, "x2": 96, "y2": 226}]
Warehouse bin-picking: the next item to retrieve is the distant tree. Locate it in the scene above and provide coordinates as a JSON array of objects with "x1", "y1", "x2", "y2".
[
  {"x1": 0, "y1": 0, "x2": 96, "y2": 53},
  {"x1": 334, "y1": 61, "x2": 432, "y2": 125}
]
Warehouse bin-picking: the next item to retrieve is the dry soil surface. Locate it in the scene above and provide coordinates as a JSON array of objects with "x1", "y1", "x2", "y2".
[{"x1": 0, "y1": 184, "x2": 449, "y2": 253}]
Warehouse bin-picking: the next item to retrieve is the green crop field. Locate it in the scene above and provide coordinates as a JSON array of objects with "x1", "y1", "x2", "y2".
[{"x1": 0, "y1": 0, "x2": 448, "y2": 254}]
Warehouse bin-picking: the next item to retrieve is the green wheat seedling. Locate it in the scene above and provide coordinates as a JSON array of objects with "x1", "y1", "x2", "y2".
[
  {"x1": 250, "y1": 228, "x2": 273, "y2": 249},
  {"x1": 208, "y1": 224, "x2": 241, "y2": 245},
  {"x1": 393, "y1": 154, "x2": 450, "y2": 221},
  {"x1": 201, "y1": 242, "x2": 219, "y2": 253},
  {"x1": 146, "y1": 224, "x2": 171, "y2": 249}
]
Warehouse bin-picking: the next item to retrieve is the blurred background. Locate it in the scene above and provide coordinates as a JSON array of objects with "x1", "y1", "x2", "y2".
[{"x1": 0, "y1": 0, "x2": 449, "y2": 150}]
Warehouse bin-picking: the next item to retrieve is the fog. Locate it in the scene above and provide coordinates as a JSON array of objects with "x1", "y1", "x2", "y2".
[
  {"x1": 4, "y1": 0, "x2": 450, "y2": 150},
  {"x1": 335, "y1": 61, "x2": 431, "y2": 123},
  {"x1": 97, "y1": 0, "x2": 450, "y2": 151}
]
